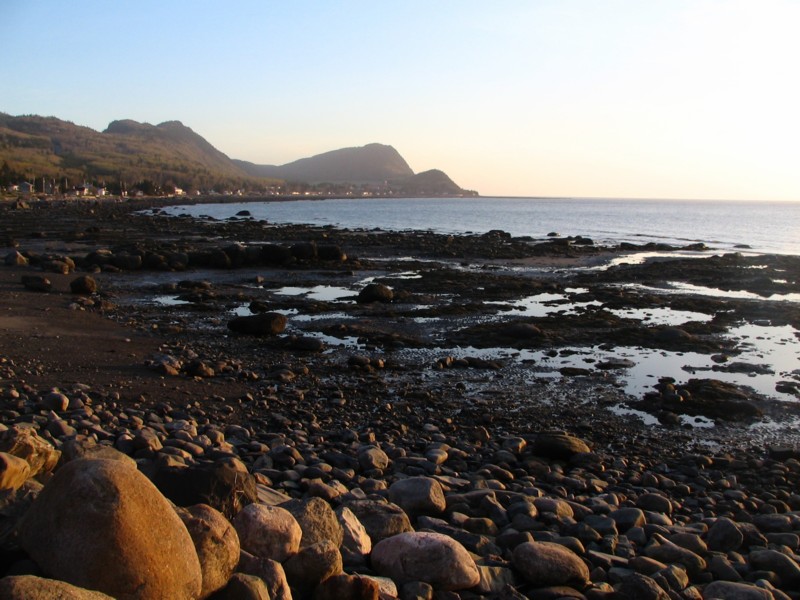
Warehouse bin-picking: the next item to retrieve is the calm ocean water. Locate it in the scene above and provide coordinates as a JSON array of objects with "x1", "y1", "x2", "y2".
[{"x1": 165, "y1": 197, "x2": 800, "y2": 255}]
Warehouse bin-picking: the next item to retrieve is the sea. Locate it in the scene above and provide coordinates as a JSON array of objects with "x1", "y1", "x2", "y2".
[{"x1": 164, "y1": 197, "x2": 800, "y2": 256}]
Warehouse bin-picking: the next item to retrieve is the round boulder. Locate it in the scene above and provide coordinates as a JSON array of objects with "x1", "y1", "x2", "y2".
[
  {"x1": 280, "y1": 496, "x2": 343, "y2": 549},
  {"x1": 18, "y1": 458, "x2": 202, "y2": 600},
  {"x1": 227, "y1": 312, "x2": 287, "y2": 336},
  {"x1": 70, "y1": 275, "x2": 98, "y2": 295},
  {"x1": 388, "y1": 476, "x2": 446, "y2": 518},
  {"x1": 357, "y1": 283, "x2": 393, "y2": 304},
  {"x1": 233, "y1": 503, "x2": 301, "y2": 562},
  {"x1": 371, "y1": 531, "x2": 479, "y2": 591},
  {"x1": 512, "y1": 541, "x2": 590, "y2": 588},
  {"x1": 177, "y1": 503, "x2": 240, "y2": 598},
  {"x1": 0, "y1": 575, "x2": 115, "y2": 599}
]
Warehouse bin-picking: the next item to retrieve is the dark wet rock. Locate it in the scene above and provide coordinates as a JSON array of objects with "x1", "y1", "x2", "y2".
[
  {"x1": 69, "y1": 275, "x2": 97, "y2": 295},
  {"x1": 4, "y1": 250, "x2": 28, "y2": 266},
  {"x1": 21, "y1": 275, "x2": 51, "y2": 292},
  {"x1": 212, "y1": 572, "x2": 270, "y2": 600},
  {"x1": 532, "y1": 432, "x2": 591, "y2": 460},
  {"x1": 227, "y1": 312, "x2": 288, "y2": 336},
  {"x1": 706, "y1": 517, "x2": 744, "y2": 552},
  {"x1": 357, "y1": 282, "x2": 394, "y2": 303},
  {"x1": 146, "y1": 457, "x2": 257, "y2": 519},
  {"x1": 285, "y1": 335, "x2": 325, "y2": 352},
  {"x1": 314, "y1": 573, "x2": 380, "y2": 600}
]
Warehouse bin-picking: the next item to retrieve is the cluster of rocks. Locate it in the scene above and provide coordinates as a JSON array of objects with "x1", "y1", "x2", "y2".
[
  {"x1": 5, "y1": 239, "x2": 348, "y2": 276},
  {"x1": 1, "y1": 385, "x2": 800, "y2": 599}
]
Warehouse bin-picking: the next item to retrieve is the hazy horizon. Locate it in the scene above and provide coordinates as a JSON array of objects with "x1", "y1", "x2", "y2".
[{"x1": 3, "y1": 1, "x2": 799, "y2": 201}]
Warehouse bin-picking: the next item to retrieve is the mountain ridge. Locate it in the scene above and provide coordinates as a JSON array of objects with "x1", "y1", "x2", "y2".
[{"x1": 0, "y1": 113, "x2": 476, "y2": 196}]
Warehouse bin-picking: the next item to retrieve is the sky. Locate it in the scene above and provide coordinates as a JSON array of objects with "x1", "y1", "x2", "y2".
[{"x1": 2, "y1": 0, "x2": 799, "y2": 200}]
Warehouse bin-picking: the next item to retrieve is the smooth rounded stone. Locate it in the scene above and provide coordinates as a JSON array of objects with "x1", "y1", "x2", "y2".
[
  {"x1": 753, "y1": 513, "x2": 793, "y2": 533},
  {"x1": 512, "y1": 541, "x2": 590, "y2": 588},
  {"x1": 227, "y1": 312, "x2": 287, "y2": 336},
  {"x1": 21, "y1": 274, "x2": 51, "y2": 291},
  {"x1": 70, "y1": 275, "x2": 98, "y2": 294},
  {"x1": 534, "y1": 497, "x2": 574, "y2": 519},
  {"x1": 610, "y1": 507, "x2": 647, "y2": 532},
  {"x1": 357, "y1": 282, "x2": 394, "y2": 304},
  {"x1": 532, "y1": 432, "x2": 591, "y2": 460},
  {"x1": 176, "y1": 503, "x2": 240, "y2": 598},
  {"x1": 668, "y1": 532, "x2": 707, "y2": 556},
  {"x1": 358, "y1": 445, "x2": 390, "y2": 471},
  {"x1": 133, "y1": 428, "x2": 163, "y2": 452},
  {"x1": 749, "y1": 549, "x2": 800, "y2": 586},
  {"x1": 616, "y1": 572, "x2": 670, "y2": 600},
  {"x1": 280, "y1": 496, "x2": 343, "y2": 549},
  {"x1": 18, "y1": 458, "x2": 202, "y2": 600},
  {"x1": 0, "y1": 575, "x2": 116, "y2": 599},
  {"x1": 212, "y1": 572, "x2": 270, "y2": 600},
  {"x1": 345, "y1": 499, "x2": 414, "y2": 544},
  {"x1": 644, "y1": 534, "x2": 706, "y2": 577},
  {"x1": 0, "y1": 452, "x2": 31, "y2": 491},
  {"x1": 42, "y1": 390, "x2": 69, "y2": 412},
  {"x1": 314, "y1": 573, "x2": 380, "y2": 600},
  {"x1": 0, "y1": 425, "x2": 60, "y2": 478},
  {"x1": 709, "y1": 518, "x2": 745, "y2": 552},
  {"x1": 636, "y1": 492, "x2": 673, "y2": 515},
  {"x1": 336, "y1": 506, "x2": 372, "y2": 566},
  {"x1": 237, "y1": 552, "x2": 292, "y2": 600},
  {"x1": 703, "y1": 580, "x2": 775, "y2": 599},
  {"x1": 765, "y1": 532, "x2": 800, "y2": 550},
  {"x1": 283, "y1": 539, "x2": 343, "y2": 595},
  {"x1": 400, "y1": 580, "x2": 434, "y2": 600},
  {"x1": 233, "y1": 503, "x2": 301, "y2": 562},
  {"x1": 388, "y1": 476, "x2": 446, "y2": 518},
  {"x1": 372, "y1": 531, "x2": 480, "y2": 591},
  {"x1": 709, "y1": 554, "x2": 744, "y2": 582}
]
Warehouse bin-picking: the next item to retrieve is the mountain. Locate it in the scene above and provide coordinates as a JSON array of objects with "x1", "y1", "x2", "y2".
[
  {"x1": 0, "y1": 113, "x2": 476, "y2": 196},
  {"x1": 234, "y1": 143, "x2": 414, "y2": 184}
]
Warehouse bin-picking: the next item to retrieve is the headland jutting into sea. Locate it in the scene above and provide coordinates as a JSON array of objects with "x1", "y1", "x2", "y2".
[{"x1": 0, "y1": 196, "x2": 799, "y2": 599}]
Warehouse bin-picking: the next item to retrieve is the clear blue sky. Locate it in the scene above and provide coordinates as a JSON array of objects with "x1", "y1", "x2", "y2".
[{"x1": 3, "y1": 0, "x2": 799, "y2": 200}]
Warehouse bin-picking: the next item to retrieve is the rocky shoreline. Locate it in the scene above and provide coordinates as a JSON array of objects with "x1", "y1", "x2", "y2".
[{"x1": 1, "y1": 198, "x2": 799, "y2": 599}]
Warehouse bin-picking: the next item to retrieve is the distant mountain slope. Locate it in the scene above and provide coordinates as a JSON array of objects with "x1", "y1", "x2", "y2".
[
  {"x1": 0, "y1": 114, "x2": 254, "y2": 190},
  {"x1": 234, "y1": 143, "x2": 414, "y2": 184},
  {"x1": 0, "y1": 113, "x2": 476, "y2": 196}
]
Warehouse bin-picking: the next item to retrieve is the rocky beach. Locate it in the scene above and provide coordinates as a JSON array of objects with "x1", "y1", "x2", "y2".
[{"x1": 1, "y1": 197, "x2": 800, "y2": 600}]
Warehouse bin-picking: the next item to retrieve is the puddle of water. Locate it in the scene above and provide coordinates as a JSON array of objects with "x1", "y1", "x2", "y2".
[
  {"x1": 273, "y1": 285, "x2": 354, "y2": 302},
  {"x1": 150, "y1": 295, "x2": 191, "y2": 306},
  {"x1": 607, "y1": 307, "x2": 713, "y2": 327},
  {"x1": 489, "y1": 289, "x2": 602, "y2": 318},
  {"x1": 624, "y1": 282, "x2": 800, "y2": 303},
  {"x1": 231, "y1": 306, "x2": 299, "y2": 318}
]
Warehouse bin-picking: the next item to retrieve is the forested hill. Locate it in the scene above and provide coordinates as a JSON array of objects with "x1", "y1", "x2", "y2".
[{"x1": 0, "y1": 113, "x2": 476, "y2": 196}]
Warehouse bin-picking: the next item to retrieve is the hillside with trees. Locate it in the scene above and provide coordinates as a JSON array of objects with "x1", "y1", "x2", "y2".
[{"x1": 0, "y1": 113, "x2": 477, "y2": 197}]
